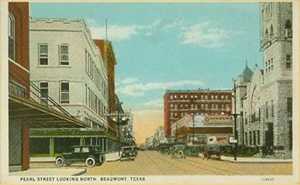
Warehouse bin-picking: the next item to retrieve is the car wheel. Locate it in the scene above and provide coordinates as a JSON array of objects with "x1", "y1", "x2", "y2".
[
  {"x1": 55, "y1": 157, "x2": 64, "y2": 168},
  {"x1": 85, "y1": 157, "x2": 96, "y2": 167}
]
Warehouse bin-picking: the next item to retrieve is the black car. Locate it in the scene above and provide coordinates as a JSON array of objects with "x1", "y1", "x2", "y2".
[
  {"x1": 120, "y1": 146, "x2": 137, "y2": 161},
  {"x1": 55, "y1": 145, "x2": 105, "y2": 168},
  {"x1": 203, "y1": 144, "x2": 222, "y2": 160}
]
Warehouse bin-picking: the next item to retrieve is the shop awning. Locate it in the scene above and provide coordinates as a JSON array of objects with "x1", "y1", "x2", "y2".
[{"x1": 9, "y1": 95, "x2": 88, "y2": 128}]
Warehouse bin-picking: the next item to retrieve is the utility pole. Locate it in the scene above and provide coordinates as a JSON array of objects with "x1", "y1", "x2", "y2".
[
  {"x1": 192, "y1": 113, "x2": 195, "y2": 145},
  {"x1": 232, "y1": 80, "x2": 239, "y2": 161}
]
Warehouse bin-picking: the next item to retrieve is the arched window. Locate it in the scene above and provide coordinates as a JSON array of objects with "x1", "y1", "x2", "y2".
[
  {"x1": 270, "y1": 24, "x2": 274, "y2": 37},
  {"x1": 285, "y1": 20, "x2": 292, "y2": 38},
  {"x1": 8, "y1": 14, "x2": 15, "y2": 60},
  {"x1": 265, "y1": 29, "x2": 269, "y2": 38}
]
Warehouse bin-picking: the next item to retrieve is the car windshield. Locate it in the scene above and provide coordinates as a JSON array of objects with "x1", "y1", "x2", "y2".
[
  {"x1": 82, "y1": 147, "x2": 89, "y2": 153},
  {"x1": 73, "y1": 147, "x2": 81, "y2": 153},
  {"x1": 122, "y1": 147, "x2": 133, "y2": 151}
]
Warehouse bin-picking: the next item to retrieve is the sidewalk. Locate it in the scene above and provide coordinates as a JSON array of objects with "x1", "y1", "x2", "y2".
[
  {"x1": 30, "y1": 152, "x2": 121, "y2": 163},
  {"x1": 221, "y1": 156, "x2": 292, "y2": 163},
  {"x1": 10, "y1": 168, "x2": 86, "y2": 176},
  {"x1": 105, "y1": 152, "x2": 120, "y2": 162},
  {"x1": 31, "y1": 157, "x2": 55, "y2": 163}
]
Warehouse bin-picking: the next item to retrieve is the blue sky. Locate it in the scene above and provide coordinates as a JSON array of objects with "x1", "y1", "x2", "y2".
[{"x1": 30, "y1": 3, "x2": 262, "y2": 111}]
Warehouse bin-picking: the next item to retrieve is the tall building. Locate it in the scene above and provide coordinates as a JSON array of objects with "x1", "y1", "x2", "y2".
[
  {"x1": 8, "y1": 2, "x2": 30, "y2": 171},
  {"x1": 7, "y1": 4, "x2": 86, "y2": 172},
  {"x1": 235, "y1": 2, "x2": 292, "y2": 156},
  {"x1": 164, "y1": 89, "x2": 232, "y2": 137},
  {"x1": 29, "y1": 18, "x2": 117, "y2": 155},
  {"x1": 94, "y1": 39, "x2": 118, "y2": 135},
  {"x1": 94, "y1": 40, "x2": 117, "y2": 113}
]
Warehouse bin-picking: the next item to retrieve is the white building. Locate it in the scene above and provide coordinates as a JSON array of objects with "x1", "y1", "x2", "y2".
[
  {"x1": 30, "y1": 18, "x2": 108, "y2": 128},
  {"x1": 29, "y1": 18, "x2": 112, "y2": 154},
  {"x1": 234, "y1": 2, "x2": 292, "y2": 157}
]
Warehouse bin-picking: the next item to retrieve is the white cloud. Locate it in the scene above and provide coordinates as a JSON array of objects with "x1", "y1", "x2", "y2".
[
  {"x1": 117, "y1": 79, "x2": 205, "y2": 97},
  {"x1": 181, "y1": 22, "x2": 232, "y2": 48},
  {"x1": 120, "y1": 77, "x2": 139, "y2": 85},
  {"x1": 89, "y1": 24, "x2": 139, "y2": 41},
  {"x1": 86, "y1": 18, "x2": 185, "y2": 41}
]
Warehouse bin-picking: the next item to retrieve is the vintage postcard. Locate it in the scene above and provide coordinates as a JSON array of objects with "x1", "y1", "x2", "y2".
[{"x1": 0, "y1": 0, "x2": 299, "y2": 185}]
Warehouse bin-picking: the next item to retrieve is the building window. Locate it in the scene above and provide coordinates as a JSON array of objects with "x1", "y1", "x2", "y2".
[
  {"x1": 258, "y1": 108, "x2": 261, "y2": 121},
  {"x1": 8, "y1": 14, "x2": 15, "y2": 61},
  {"x1": 265, "y1": 29, "x2": 269, "y2": 39},
  {"x1": 287, "y1": 97, "x2": 292, "y2": 117},
  {"x1": 40, "y1": 82, "x2": 48, "y2": 105},
  {"x1": 286, "y1": 54, "x2": 292, "y2": 69},
  {"x1": 9, "y1": 81, "x2": 26, "y2": 97},
  {"x1": 257, "y1": 130, "x2": 260, "y2": 145},
  {"x1": 285, "y1": 20, "x2": 292, "y2": 38},
  {"x1": 38, "y1": 44, "x2": 48, "y2": 65},
  {"x1": 265, "y1": 101, "x2": 269, "y2": 119},
  {"x1": 245, "y1": 132, "x2": 248, "y2": 145},
  {"x1": 270, "y1": 24, "x2": 274, "y2": 37},
  {"x1": 60, "y1": 81, "x2": 69, "y2": 103},
  {"x1": 249, "y1": 131, "x2": 252, "y2": 145},
  {"x1": 253, "y1": 131, "x2": 256, "y2": 145},
  {"x1": 271, "y1": 100, "x2": 274, "y2": 117},
  {"x1": 59, "y1": 44, "x2": 69, "y2": 65}
]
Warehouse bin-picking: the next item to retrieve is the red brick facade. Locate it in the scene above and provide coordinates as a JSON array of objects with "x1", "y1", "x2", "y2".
[
  {"x1": 164, "y1": 90, "x2": 232, "y2": 137},
  {"x1": 94, "y1": 40, "x2": 118, "y2": 134},
  {"x1": 94, "y1": 40, "x2": 117, "y2": 113},
  {"x1": 9, "y1": 2, "x2": 29, "y2": 97},
  {"x1": 9, "y1": 2, "x2": 30, "y2": 170}
]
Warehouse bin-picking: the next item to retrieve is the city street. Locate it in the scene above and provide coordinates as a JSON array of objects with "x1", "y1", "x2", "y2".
[{"x1": 86, "y1": 151, "x2": 292, "y2": 175}]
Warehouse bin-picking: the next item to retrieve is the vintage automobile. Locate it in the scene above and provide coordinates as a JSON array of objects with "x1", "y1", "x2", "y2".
[
  {"x1": 55, "y1": 145, "x2": 105, "y2": 168},
  {"x1": 202, "y1": 144, "x2": 222, "y2": 160},
  {"x1": 120, "y1": 146, "x2": 137, "y2": 161},
  {"x1": 169, "y1": 144, "x2": 186, "y2": 159}
]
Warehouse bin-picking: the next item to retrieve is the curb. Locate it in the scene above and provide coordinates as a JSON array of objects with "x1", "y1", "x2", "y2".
[
  {"x1": 221, "y1": 159, "x2": 293, "y2": 163},
  {"x1": 73, "y1": 168, "x2": 87, "y2": 176}
]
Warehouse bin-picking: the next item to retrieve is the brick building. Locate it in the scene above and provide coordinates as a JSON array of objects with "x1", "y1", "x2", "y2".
[
  {"x1": 94, "y1": 40, "x2": 117, "y2": 114},
  {"x1": 172, "y1": 114, "x2": 233, "y2": 146},
  {"x1": 164, "y1": 89, "x2": 232, "y2": 137},
  {"x1": 7, "y1": 3, "x2": 87, "y2": 172},
  {"x1": 94, "y1": 40, "x2": 118, "y2": 134},
  {"x1": 8, "y1": 2, "x2": 30, "y2": 171}
]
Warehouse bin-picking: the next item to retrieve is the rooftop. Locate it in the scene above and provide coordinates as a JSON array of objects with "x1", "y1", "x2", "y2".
[{"x1": 165, "y1": 89, "x2": 232, "y2": 94}]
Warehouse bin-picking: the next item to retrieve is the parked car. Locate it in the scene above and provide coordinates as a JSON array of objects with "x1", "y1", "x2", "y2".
[
  {"x1": 120, "y1": 146, "x2": 137, "y2": 161},
  {"x1": 55, "y1": 145, "x2": 105, "y2": 168},
  {"x1": 170, "y1": 144, "x2": 186, "y2": 159},
  {"x1": 202, "y1": 144, "x2": 222, "y2": 160}
]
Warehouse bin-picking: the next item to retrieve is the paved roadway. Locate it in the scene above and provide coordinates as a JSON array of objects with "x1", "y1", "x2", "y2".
[{"x1": 86, "y1": 151, "x2": 292, "y2": 175}]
